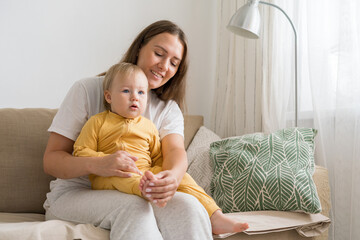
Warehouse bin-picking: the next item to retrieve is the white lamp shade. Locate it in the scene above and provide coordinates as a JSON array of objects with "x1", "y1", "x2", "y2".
[{"x1": 227, "y1": 1, "x2": 261, "y2": 39}]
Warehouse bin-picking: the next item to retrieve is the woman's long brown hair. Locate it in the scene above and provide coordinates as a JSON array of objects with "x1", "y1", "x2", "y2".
[{"x1": 99, "y1": 20, "x2": 188, "y2": 112}]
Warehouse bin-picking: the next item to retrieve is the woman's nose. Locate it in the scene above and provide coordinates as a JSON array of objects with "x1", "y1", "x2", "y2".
[{"x1": 158, "y1": 59, "x2": 169, "y2": 71}]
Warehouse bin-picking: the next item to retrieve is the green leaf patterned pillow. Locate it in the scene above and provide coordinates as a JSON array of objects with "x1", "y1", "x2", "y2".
[{"x1": 210, "y1": 128, "x2": 321, "y2": 214}]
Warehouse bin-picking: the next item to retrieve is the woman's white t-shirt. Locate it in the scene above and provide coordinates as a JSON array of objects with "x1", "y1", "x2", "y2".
[
  {"x1": 44, "y1": 76, "x2": 184, "y2": 210},
  {"x1": 49, "y1": 76, "x2": 184, "y2": 140}
]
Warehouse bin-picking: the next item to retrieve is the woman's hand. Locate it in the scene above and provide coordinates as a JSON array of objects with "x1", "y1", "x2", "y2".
[
  {"x1": 92, "y1": 150, "x2": 142, "y2": 178},
  {"x1": 44, "y1": 133, "x2": 142, "y2": 179},
  {"x1": 139, "y1": 134, "x2": 187, "y2": 206},
  {"x1": 140, "y1": 170, "x2": 179, "y2": 206}
]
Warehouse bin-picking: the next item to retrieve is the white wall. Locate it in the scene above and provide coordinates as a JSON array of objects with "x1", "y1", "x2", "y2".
[{"x1": 0, "y1": 0, "x2": 217, "y2": 127}]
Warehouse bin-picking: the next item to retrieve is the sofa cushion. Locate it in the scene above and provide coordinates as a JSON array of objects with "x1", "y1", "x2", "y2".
[
  {"x1": 186, "y1": 126, "x2": 221, "y2": 195},
  {"x1": 214, "y1": 211, "x2": 330, "y2": 239},
  {"x1": 184, "y1": 115, "x2": 204, "y2": 149},
  {"x1": 0, "y1": 212, "x2": 109, "y2": 239},
  {"x1": 0, "y1": 211, "x2": 330, "y2": 240},
  {"x1": 0, "y1": 108, "x2": 57, "y2": 214},
  {"x1": 210, "y1": 128, "x2": 322, "y2": 214}
]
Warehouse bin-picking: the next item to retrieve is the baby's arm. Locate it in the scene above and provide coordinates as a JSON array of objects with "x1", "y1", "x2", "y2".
[{"x1": 73, "y1": 116, "x2": 107, "y2": 158}]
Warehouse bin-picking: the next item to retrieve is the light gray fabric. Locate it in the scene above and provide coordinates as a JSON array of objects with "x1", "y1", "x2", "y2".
[
  {"x1": 187, "y1": 126, "x2": 221, "y2": 195},
  {"x1": 46, "y1": 186, "x2": 212, "y2": 240},
  {"x1": 46, "y1": 189, "x2": 162, "y2": 240},
  {"x1": 213, "y1": 211, "x2": 330, "y2": 239},
  {"x1": 152, "y1": 192, "x2": 212, "y2": 240},
  {"x1": 0, "y1": 213, "x2": 109, "y2": 240}
]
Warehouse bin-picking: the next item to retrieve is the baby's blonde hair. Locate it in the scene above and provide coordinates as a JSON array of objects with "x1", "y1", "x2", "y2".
[{"x1": 103, "y1": 62, "x2": 145, "y2": 110}]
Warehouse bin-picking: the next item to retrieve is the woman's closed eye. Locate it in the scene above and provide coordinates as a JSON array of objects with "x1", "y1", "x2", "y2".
[
  {"x1": 170, "y1": 61, "x2": 178, "y2": 67},
  {"x1": 155, "y1": 49, "x2": 179, "y2": 68},
  {"x1": 155, "y1": 51, "x2": 162, "y2": 57}
]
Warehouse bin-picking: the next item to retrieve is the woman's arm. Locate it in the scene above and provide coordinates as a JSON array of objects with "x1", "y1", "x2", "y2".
[
  {"x1": 43, "y1": 132, "x2": 141, "y2": 179},
  {"x1": 161, "y1": 133, "x2": 188, "y2": 184},
  {"x1": 141, "y1": 133, "x2": 188, "y2": 203}
]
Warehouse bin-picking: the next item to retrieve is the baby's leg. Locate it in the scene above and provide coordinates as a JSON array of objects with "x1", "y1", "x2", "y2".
[
  {"x1": 90, "y1": 174, "x2": 143, "y2": 197},
  {"x1": 177, "y1": 173, "x2": 249, "y2": 234},
  {"x1": 210, "y1": 210, "x2": 249, "y2": 235},
  {"x1": 92, "y1": 171, "x2": 165, "y2": 206},
  {"x1": 177, "y1": 173, "x2": 219, "y2": 216}
]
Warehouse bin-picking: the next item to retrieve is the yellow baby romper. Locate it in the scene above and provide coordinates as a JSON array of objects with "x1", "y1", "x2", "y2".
[{"x1": 74, "y1": 110, "x2": 219, "y2": 216}]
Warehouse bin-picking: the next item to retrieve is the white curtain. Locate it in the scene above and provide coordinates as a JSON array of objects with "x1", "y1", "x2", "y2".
[
  {"x1": 212, "y1": 0, "x2": 298, "y2": 136},
  {"x1": 305, "y1": 0, "x2": 360, "y2": 239},
  {"x1": 276, "y1": 0, "x2": 360, "y2": 238},
  {"x1": 213, "y1": 0, "x2": 360, "y2": 239},
  {"x1": 211, "y1": 0, "x2": 263, "y2": 138}
]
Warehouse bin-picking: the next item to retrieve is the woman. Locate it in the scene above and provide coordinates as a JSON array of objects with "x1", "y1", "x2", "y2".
[{"x1": 43, "y1": 20, "x2": 213, "y2": 240}]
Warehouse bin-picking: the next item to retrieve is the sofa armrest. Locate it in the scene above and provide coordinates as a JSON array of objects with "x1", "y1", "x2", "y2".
[
  {"x1": 312, "y1": 165, "x2": 331, "y2": 240},
  {"x1": 184, "y1": 115, "x2": 204, "y2": 149},
  {"x1": 0, "y1": 108, "x2": 57, "y2": 214},
  {"x1": 313, "y1": 165, "x2": 331, "y2": 218}
]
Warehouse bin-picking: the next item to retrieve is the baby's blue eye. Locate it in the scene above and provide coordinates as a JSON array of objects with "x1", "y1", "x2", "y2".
[
  {"x1": 122, "y1": 89, "x2": 129, "y2": 93},
  {"x1": 139, "y1": 91, "x2": 145, "y2": 95}
]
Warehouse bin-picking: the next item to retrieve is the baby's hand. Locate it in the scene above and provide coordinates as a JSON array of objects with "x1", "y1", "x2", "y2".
[{"x1": 140, "y1": 171, "x2": 167, "y2": 208}]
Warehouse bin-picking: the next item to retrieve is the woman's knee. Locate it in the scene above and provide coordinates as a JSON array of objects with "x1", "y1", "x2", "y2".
[
  {"x1": 153, "y1": 192, "x2": 212, "y2": 239},
  {"x1": 172, "y1": 192, "x2": 209, "y2": 219},
  {"x1": 107, "y1": 192, "x2": 152, "y2": 218},
  {"x1": 154, "y1": 192, "x2": 208, "y2": 220}
]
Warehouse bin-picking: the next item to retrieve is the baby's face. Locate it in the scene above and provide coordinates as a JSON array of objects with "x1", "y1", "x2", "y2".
[{"x1": 105, "y1": 70, "x2": 148, "y2": 119}]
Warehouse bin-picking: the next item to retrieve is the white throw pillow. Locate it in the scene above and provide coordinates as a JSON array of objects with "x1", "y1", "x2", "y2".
[{"x1": 186, "y1": 126, "x2": 221, "y2": 195}]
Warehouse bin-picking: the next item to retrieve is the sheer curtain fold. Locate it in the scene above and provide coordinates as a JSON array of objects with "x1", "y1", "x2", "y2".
[
  {"x1": 306, "y1": 0, "x2": 360, "y2": 239},
  {"x1": 212, "y1": 0, "x2": 262, "y2": 138},
  {"x1": 213, "y1": 0, "x2": 360, "y2": 239}
]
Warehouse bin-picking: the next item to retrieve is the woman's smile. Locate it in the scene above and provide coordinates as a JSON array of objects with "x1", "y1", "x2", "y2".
[{"x1": 137, "y1": 32, "x2": 184, "y2": 89}]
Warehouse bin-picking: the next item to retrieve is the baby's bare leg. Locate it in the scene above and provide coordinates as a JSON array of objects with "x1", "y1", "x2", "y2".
[
  {"x1": 210, "y1": 210, "x2": 249, "y2": 235},
  {"x1": 140, "y1": 171, "x2": 167, "y2": 207}
]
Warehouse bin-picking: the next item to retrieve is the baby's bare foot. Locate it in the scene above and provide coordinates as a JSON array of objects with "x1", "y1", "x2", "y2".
[{"x1": 211, "y1": 210, "x2": 249, "y2": 235}]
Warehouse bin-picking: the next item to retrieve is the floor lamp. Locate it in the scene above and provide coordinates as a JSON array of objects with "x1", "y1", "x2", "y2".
[{"x1": 227, "y1": 0, "x2": 298, "y2": 127}]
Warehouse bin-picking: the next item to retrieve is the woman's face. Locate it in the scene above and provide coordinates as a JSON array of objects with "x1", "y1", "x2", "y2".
[{"x1": 137, "y1": 32, "x2": 184, "y2": 90}]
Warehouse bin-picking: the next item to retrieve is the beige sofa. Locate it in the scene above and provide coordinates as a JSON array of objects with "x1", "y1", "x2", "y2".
[{"x1": 0, "y1": 108, "x2": 331, "y2": 239}]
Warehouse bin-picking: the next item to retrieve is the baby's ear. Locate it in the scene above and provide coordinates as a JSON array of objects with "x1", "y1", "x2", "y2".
[{"x1": 104, "y1": 90, "x2": 112, "y2": 103}]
